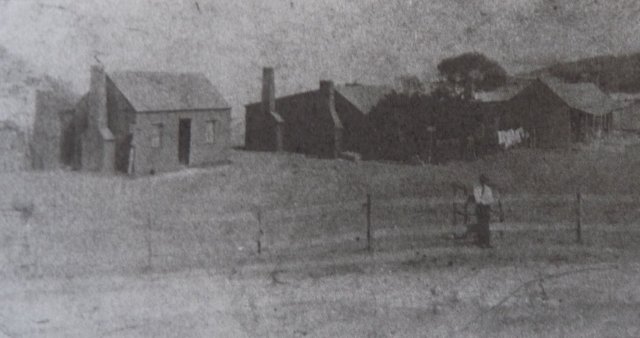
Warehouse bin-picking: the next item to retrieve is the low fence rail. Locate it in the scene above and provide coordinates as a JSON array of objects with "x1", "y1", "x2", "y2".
[{"x1": 2, "y1": 189, "x2": 640, "y2": 278}]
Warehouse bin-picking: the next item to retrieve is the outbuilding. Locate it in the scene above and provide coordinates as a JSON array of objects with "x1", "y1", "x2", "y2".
[{"x1": 509, "y1": 77, "x2": 621, "y2": 148}]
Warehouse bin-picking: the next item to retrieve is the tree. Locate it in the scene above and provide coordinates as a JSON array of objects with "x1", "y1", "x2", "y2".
[{"x1": 437, "y1": 52, "x2": 508, "y2": 100}]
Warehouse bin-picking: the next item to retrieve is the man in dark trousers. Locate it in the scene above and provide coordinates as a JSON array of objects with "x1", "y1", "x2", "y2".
[{"x1": 473, "y1": 174, "x2": 495, "y2": 248}]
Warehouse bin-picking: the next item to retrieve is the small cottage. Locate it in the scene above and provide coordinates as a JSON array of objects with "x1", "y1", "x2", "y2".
[
  {"x1": 73, "y1": 66, "x2": 231, "y2": 175},
  {"x1": 245, "y1": 68, "x2": 392, "y2": 158},
  {"x1": 509, "y1": 77, "x2": 621, "y2": 148}
]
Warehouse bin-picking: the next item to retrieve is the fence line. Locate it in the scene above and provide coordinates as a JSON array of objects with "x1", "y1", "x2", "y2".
[
  {"x1": 246, "y1": 192, "x2": 640, "y2": 256},
  {"x1": 2, "y1": 191, "x2": 640, "y2": 279}
]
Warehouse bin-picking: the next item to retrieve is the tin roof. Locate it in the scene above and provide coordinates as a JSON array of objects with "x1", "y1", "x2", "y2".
[
  {"x1": 108, "y1": 71, "x2": 230, "y2": 112},
  {"x1": 540, "y1": 77, "x2": 623, "y2": 116}
]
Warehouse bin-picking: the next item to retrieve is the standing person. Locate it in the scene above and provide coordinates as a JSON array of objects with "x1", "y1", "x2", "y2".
[{"x1": 474, "y1": 174, "x2": 495, "y2": 248}]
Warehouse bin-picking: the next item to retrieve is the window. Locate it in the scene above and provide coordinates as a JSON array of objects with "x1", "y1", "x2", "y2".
[
  {"x1": 205, "y1": 120, "x2": 216, "y2": 143},
  {"x1": 151, "y1": 123, "x2": 163, "y2": 148}
]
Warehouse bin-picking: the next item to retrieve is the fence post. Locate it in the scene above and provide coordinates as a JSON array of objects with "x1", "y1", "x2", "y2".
[
  {"x1": 452, "y1": 186, "x2": 457, "y2": 227},
  {"x1": 256, "y1": 208, "x2": 263, "y2": 255},
  {"x1": 146, "y1": 213, "x2": 153, "y2": 271},
  {"x1": 366, "y1": 194, "x2": 372, "y2": 252},
  {"x1": 576, "y1": 192, "x2": 582, "y2": 244}
]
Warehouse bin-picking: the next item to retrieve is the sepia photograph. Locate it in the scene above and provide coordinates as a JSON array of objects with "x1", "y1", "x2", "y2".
[{"x1": 1, "y1": 0, "x2": 640, "y2": 336}]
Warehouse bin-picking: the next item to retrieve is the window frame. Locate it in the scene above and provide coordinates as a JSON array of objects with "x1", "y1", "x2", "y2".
[
  {"x1": 151, "y1": 123, "x2": 163, "y2": 148},
  {"x1": 205, "y1": 120, "x2": 217, "y2": 144}
]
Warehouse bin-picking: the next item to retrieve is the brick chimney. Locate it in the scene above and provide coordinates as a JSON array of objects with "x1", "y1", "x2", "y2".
[
  {"x1": 89, "y1": 65, "x2": 107, "y2": 130},
  {"x1": 318, "y1": 80, "x2": 343, "y2": 157},
  {"x1": 319, "y1": 80, "x2": 335, "y2": 114},
  {"x1": 262, "y1": 67, "x2": 275, "y2": 116},
  {"x1": 84, "y1": 65, "x2": 115, "y2": 173}
]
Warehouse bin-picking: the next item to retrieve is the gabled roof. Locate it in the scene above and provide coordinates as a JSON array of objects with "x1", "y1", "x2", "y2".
[
  {"x1": 245, "y1": 83, "x2": 393, "y2": 116},
  {"x1": 473, "y1": 78, "x2": 533, "y2": 102},
  {"x1": 539, "y1": 77, "x2": 622, "y2": 116},
  {"x1": 335, "y1": 84, "x2": 393, "y2": 114},
  {"x1": 108, "y1": 71, "x2": 230, "y2": 112},
  {"x1": 245, "y1": 89, "x2": 316, "y2": 108}
]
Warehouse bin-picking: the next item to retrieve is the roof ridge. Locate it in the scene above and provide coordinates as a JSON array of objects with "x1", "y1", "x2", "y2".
[{"x1": 107, "y1": 70, "x2": 230, "y2": 111}]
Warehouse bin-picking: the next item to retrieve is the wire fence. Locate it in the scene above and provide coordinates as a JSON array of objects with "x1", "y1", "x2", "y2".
[
  {"x1": 249, "y1": 189, "x2": 640, "y2": 257},
  {"x1": 2, "y1": 188, "x2": 640, "y2": 279}
]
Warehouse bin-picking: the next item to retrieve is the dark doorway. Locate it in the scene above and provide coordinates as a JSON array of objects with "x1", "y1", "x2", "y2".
[
  {"x1": 61, "y1": 123, "x2": 76, "y2": 167},
  {"x1": 178, "y1": 119, "x2": 191, "y2": 165},
  {"x1": 115, "y1": 133, "x2": 133, "y2": 173}
]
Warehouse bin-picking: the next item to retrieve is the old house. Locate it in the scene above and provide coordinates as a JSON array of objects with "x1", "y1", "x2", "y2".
[
  {"x1": 31, "y1": 90, "x2": 77, "y2": 170},
  {"x1": 245, "y1": 68, "x2": 392, "y2": 158},
  {"x1": 73, "y1": 66, "x2": 231, "y2": 175},
  {"x1": 508, "y1": 77, "x2": 621, "y2": 148}
]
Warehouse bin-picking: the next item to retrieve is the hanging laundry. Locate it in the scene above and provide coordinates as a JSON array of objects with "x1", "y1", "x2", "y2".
[
  {"x1": 497, "y1": 131, "x2": 506, "y2": 146},
  {"x1": 508, "y1": 129, "x2": 517, "y2": 146},
  {"x1": 513, "y1": 128, "x2": 522, "y2": 144},
  {"x1": 497, "y1": 128, "x2": 527, "y2": 149}
]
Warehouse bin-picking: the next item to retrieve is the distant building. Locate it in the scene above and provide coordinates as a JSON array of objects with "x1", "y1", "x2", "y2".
[
  {"x1": 0, "y1": 120, "x2": 28, "y2": 171},
  {"x1": 31, "y1": 90, "x2": 77, "y2": 170},
  {"x1": 509, "y1": 77, "x2": 621, "y2": 148},
  {"x1": 245, "y1": 68, "x2": 392, "y2": 158},
  {"x1": 71, "y1": 66, "x2": 231, "y2": 175},
  {"x1": 471, "y1": 78, "x2": 533, "y2": 148}
]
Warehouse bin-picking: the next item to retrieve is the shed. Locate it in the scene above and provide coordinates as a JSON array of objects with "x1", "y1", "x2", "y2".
[{"x1": 509, "y1": 77, "x2": 621, "y2": 148}]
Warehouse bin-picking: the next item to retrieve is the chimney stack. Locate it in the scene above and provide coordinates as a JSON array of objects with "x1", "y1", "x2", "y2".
[
  {"x1": 89, "y1": 65, "x2": 107, "y2": 129},
  {"x1": 262, "y1": 67, "x2": 275, "y2": 115},
  {"x1": 319, "y1": 80, "x2": 335, "y2": 113},
  {"x1": 318, "y1": 80, "x2": 343, "y2": 157}
]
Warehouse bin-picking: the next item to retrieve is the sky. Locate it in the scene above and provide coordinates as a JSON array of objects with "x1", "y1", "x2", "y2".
[{"x1": 1, "y1": 0, "x2": 640, "y2": 129}]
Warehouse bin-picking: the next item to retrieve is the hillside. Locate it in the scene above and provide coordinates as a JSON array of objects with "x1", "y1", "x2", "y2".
[
  {"x1": 525, "y1": 52, "x2": 640, "y2": 93},
  {"x1": 0, "y1": 45, "x2": 76, "y2": 130},
  {"x1": 0, "y1": 147, "x2": 639, "y2": 275},
  {"x1": 0, "y1": 149, "x2": 639, "y2": 336}
]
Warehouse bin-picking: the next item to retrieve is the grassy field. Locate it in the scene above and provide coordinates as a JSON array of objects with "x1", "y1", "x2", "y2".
[{"x1": 0, "y1": 148, "x2": 639, "y2": 337}]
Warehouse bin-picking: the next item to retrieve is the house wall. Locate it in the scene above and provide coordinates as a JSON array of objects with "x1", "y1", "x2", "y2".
[
  {"x1": 79, "y1": 66, "x2": 112, "y2": 172},
  {"x1": 335, "y1": 93, "x2": 370, "y2": 156},
  {"x1": 247, "y1": 88, "x2": 343, "y2": 158},
  {"x1": 280, "y1": 90, "x2": 341, "y2": 158},
  {"x1": 467, "y1": 102, "x2": 503, "y2": 156},
  {"x1": 245, "y1": 105, "x2": 280, "y2": 151},
  {"x1": 510, "y1": 81, "x2": 572, "y2": 149},
  {"x1": 31, "y1": 90, "x2": 75, "y2": 170},
  {"x1": 132, "y1": 108, "x2": 230, "y2": 174},
  {"x1": 0, "y1": 122, "x2": 27, "y2": 172},
  {"x1": 274, "y1": 91, "x2": 317, "y2": 154},
  {"x1": 105, "y1": 76, "x2": 136, "y2": 172}
]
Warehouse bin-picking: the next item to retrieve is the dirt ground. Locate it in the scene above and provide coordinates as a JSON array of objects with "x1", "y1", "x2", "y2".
[
  {"x1": 1, "y1": 150, "x2": 640, "y2": 337},
  {"x1": 1, "y1": 221, "x2": 640, "y2": 337}
]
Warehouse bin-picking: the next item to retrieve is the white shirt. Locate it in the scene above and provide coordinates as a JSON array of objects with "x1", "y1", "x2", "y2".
[{"x1": 474, "y1": 184, "x2": 495, "y2": 206}]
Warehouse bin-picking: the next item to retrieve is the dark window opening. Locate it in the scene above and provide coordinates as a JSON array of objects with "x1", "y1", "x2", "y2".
[{"x1": 178, "y1": 119, "x2": 191, "y2": 165}]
